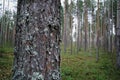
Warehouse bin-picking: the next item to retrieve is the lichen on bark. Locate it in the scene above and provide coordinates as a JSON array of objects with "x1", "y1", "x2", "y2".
[{"x1": 12, "y1": 0, "x2": 61, "y2": 80}]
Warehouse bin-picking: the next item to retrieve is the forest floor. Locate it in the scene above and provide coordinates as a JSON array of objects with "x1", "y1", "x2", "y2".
[
  {"x1": 0, "y1": 48, "x2": 120, "y2": 80},
  {"x1": 61, "y1": 48, "x2": 120, "y2": 80}
]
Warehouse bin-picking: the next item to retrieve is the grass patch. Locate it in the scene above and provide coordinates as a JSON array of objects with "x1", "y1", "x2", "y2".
[
  {"x1": 61, "y1": 50, "x2": 120, "y2": 80},
  {"x1": 0, "y1": 47, "x2": 13, "y2": 53},
  {"x1": 0, "y1": 53, "x2": 13, "y2": 80},
  {"x1": 0, "y1": 47, "x2": 13, "y2": 57},
  {"x1": 0, "y1": 48, "x2": 120, "y2": 80}
]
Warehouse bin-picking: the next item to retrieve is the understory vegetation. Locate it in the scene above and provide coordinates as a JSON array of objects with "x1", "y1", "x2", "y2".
[{"x1": 0, "y1": 48, "x2": 120, "y2": 80}]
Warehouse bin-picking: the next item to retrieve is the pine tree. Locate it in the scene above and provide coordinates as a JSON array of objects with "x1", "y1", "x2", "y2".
[
  {"x1": 116, "y1": 0, "x2": 120, "y2": 68},
  {"x1": 12, "y1": 0, "x2": 61, "y2": 79}
]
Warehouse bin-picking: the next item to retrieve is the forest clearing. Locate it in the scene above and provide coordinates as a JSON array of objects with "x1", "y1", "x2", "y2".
[{"x1": 0, "y1": 0, "x2": 120, "y2": 80}]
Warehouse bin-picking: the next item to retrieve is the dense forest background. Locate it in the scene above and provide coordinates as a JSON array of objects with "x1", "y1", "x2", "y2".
[{"x1": 0, "y1": 0, "x2": 120, "y2": 80}]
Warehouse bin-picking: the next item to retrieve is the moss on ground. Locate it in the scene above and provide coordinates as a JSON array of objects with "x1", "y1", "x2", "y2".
[
  {"x1": 0, "y1": 48, "x2": 120, "y2": 80},
  {"x1": 61, "y1": 49, "x2": 120, "y2": 80},
  {"x1": 0, "y1": 52, "x2": 13, "y2": 80}
]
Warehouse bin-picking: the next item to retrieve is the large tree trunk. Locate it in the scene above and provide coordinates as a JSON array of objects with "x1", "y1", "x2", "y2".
[
  {"x1": 12, "y1": 0, "x2": 61, "y2": 80},
  {"x1": 116, "y1": 0, "x2": 120, "y2": 68}
]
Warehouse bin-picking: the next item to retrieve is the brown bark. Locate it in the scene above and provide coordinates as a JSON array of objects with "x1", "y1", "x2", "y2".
[
  {"x1": 77, "y1": 0, "x2": 81, "y2": 53},
  {"x1": 91, "y1": 8, "x2": 94, "y2": 48},
  {"x1": 12, "y1": 0, "x2": 61, "y2": 80},
  {"x1": 69, "y1": 1, "x2": 73, "y2": 54},
  {"x1": 96, "y1": 0, "x2": 100, "y2": 62},
  {"x1": 84, "y1": 0, "x2": 88, "y2": 51}
]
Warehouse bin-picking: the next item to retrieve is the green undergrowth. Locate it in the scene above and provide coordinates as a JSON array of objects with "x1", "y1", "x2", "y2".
[
  {"x1": 61, "y1": 49, "x2": 120, "y2": 80},
  {"x1": 0, "y1": 52, "x2": 13, "y2": 80},
  {"x1": 0, "y1": 47, "x2": 13, "y2": 53},
  {"x1": 0, "y1": 45, "x2": 14, "y2": 79},
  {"x1": 0, "y1": 47, "x2": 120, "y2": 80}
]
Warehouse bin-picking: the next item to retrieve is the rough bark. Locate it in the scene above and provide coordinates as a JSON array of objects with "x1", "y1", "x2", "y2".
[{"x1": 12, "y1": 0, "x2": 61, "y2": 80}]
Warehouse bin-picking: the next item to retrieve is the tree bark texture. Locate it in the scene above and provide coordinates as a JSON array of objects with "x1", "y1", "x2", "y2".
[{"x1": 12, "y1": 0, "x2": 61, "y2": 80}]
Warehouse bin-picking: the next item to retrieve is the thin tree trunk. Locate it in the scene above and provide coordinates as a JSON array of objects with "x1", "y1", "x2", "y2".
[
  {"x1": 96, "y1": 0, "x2": 100, "y2": 62},
  {"x1": 108, "y1": 0, "x2": 111, "y2": 52},
  {"x1": 91, "y1": 7, "x2": 94, "y2": 48},
  {"x1": 84, "y1": 0, "x2": 88, "y2": 51},
  {"x1": 81, "y1": 13, "x2": 83, "y2": 49},
  {"x1": 116, "y1": 0, "x2": 120, "y2": 68},
  {"x1": 111, "y1": 0, "x2": 114, "y2": 52},
  {"x1": 63, "y1": 0, "x2": 68, "y2": 53},
  {"x1": 77, "y1": 1, "x2": 81, "y2": 53},
  {"x1": 69, "y1": 1, "x2": 73, "y2": 54}
]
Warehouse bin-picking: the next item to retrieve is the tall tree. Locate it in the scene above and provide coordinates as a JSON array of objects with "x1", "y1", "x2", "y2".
[
  {"x1": 69, "y1": 0, "x2": 74, "y2": 54},
  {"x1": 116, "y1": 0, "x2": 120, "y2": 68},
  {"x1": 96, "y1": 0, "x2": 100, "y2": 62},
  {"x1": 76, "y1": 0, "x2": 83, "y2": 53},
  {"x1": 0, "y1": 0, "x2": 5, "y2": 47},
  {"x1": 12, "y1": 0, "x2": 61, "y2": 80},
  {"x1": 84, "y1": 0, "x2": 89, "y2": 51},
  {"x1": 63, "y1": 0, "x2": 68, "y2": 53}
]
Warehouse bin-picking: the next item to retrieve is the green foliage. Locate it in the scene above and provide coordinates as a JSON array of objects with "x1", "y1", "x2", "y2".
[
  {"x1": 0, "y1": 47, "x2": 13, "y2": 53},
  {"x1": 0, "y1": 48, "x2": 120, "y2": 80},
  {"x1": 61, "y1": 49, "x2": 120, "y2": 80},
  {"x1": 70, "y1": 0, "x2": 77, "y2": 15},
  {"x1": 0, "y1": 43, "x2": 14, "y2": 54},
  {"x1": 84, "y1": 0, "x2": 95, "y2": 10},
  {"x1": 64, "y1": 0, "x2": 69, "y2": 13},
  {"x1": 0, "y1": 10, "x2": 15, "y2": 48},
  {"x1": 77, "y1": 0, "x2": 83, "y2": 13},
  {"x1": 0, "y1": 53, "x2": 13, "y2": 79}
]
